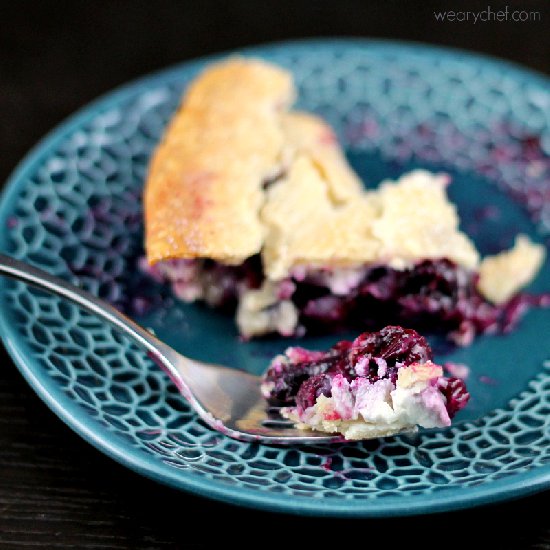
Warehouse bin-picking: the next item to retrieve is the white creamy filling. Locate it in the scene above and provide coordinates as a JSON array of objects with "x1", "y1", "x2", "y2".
[
  {"x1": 283, "y1": 363, "x2": 451, "y2": 440},
  {"x1": 236, "y1": 266, "x2": 369, "y2": 337},
  {"x1": 236, "y1": 281, "x2": 299, "y2": 338}
]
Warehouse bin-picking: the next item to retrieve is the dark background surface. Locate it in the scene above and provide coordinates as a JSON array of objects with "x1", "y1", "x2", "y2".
[{"x1": 1, "y1": 1, "x2": 549, "y2": 548}]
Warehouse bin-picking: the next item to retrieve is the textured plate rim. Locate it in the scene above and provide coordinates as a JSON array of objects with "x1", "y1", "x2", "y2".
[{"x1": 1, "y1": 38, "x2": 549, "y2": 517}]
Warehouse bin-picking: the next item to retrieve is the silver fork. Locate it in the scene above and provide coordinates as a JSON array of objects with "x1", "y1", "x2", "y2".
[{"x1": 0, "y1": 254, "x2": 343, "y2": 444}]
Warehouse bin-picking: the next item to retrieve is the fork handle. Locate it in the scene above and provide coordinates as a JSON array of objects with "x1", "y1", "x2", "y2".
[{"x1": 0, "y1": 253, "x2": 182, "y2": 379}]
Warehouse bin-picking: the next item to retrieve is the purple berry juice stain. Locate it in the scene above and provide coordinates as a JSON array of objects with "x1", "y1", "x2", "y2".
[
  {"x1": 479, "y1": 375, "x2": 498, "y2": 386},
  {"x1": 6, "y1": 216, "x2": 18, "y2": 229}
]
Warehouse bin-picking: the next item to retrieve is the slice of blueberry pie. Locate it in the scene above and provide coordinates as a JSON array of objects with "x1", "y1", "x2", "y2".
[
  {"x1": 262, "y1": 325, "x2": 470, "y2": 439},
  {"x1": 144, "y1": 58, "x2": 546, "y2": 345}
]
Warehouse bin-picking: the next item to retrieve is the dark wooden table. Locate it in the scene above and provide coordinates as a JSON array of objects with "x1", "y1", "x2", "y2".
[{"x1": 1, "y1": 1, "x2": 549, "y2": 548}]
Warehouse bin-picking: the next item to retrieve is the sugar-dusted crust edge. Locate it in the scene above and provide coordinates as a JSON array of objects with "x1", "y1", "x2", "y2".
[{"x1": 144, "y1": 57, "x2": 294, "y2": 265}]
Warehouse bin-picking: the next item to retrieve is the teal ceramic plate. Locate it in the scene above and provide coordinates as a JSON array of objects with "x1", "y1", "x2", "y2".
[{"x1": 1, "y1": 40, "x2": 549, "y2": 517}]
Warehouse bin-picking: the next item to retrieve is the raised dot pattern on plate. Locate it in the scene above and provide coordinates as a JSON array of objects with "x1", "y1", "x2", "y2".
[{"x1": 0, "y1": 41, "x2": 549, "y2": 514}]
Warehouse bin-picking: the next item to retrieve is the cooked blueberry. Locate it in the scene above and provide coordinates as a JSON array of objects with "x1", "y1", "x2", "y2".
[
  {"x1": 439, "y1": 377, "x2": 470, "y2": 418},
  {"x1": 296, "y1": 374, "x2": 333, "y2": 411}
]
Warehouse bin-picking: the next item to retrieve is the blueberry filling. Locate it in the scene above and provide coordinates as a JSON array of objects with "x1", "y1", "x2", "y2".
[
  {"x1": 295, "y1": 374, "x2": 333, "y2": 410},
  {"x1": 143, "y1": 256, "x2": 546, "y2": 345},
  {"x1": 263, "y1": 326, "x2": 469, "y2": 419},
  {"x1": 298, "y1": 259, "x2": 502, "y2": 345},
  {"x1": 438, "y1": 377, "x2": 471, "y2": 418},
  {"x1": 298, "y1": 259, "x2": 548, "y2": 345}
]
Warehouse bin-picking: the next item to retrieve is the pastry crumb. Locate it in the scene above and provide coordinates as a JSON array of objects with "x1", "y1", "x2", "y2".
[{"x1": 477, "y1": 235, "x2": 545, "y2": 304}]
